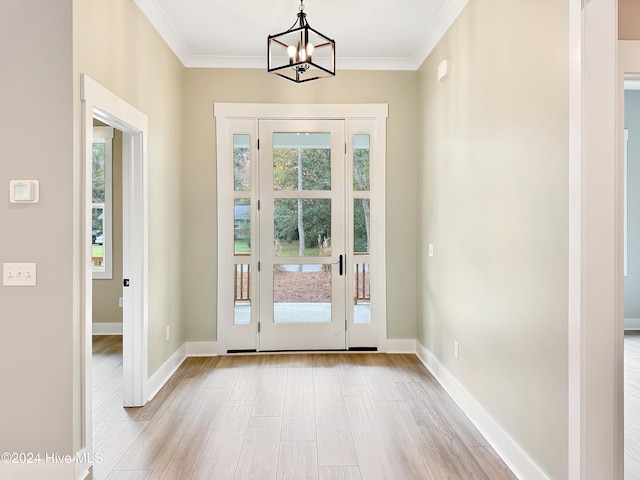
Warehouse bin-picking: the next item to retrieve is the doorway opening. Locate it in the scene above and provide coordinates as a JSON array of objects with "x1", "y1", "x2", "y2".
[
  {"x1": 215, "y1": 104, "x2": 387, "y2": 353},
  {"x1": 80, "y1": 75, "x2": 149, "y2": 460},
  {"x1": 624, "y1": 75, "x2": 640, "y2": 478}
]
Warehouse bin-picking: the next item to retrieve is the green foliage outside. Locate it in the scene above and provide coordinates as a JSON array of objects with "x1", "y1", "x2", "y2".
[
  {"x1": 233, "y1": 144, "x2": 251, "y2": 191},
  {"x1": 353, "y1": 147, "x2": 371, "y2": 253},
  {"x1": 232, "y1": 143, "x2": 371, "y2": 255},
  {"x1": 234, "y1": 240, "x2": 323, "y2": 257},
  {"x1": 93, "y1": 142, "x2": 106, "y2": 232},
  {"x1": 273, "y1": 147, "x2": 331, "y2": 250}
]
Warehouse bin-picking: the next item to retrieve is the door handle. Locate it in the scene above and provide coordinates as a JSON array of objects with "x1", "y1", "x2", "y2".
[{"x1": 339, "y1": 254, "x2": 344, "y2": 276}]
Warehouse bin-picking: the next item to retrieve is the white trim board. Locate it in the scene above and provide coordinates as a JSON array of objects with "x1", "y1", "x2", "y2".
[
  {"x1": 415, "y1": 341, "x2": 550, "y2": 480},
  {"x1": 182, "y1": 340, "x2": 415, "y2": 356},
  {"x1": 92, "y1": 322, "x2": 123, "y2": 335},
  {"x1": 146, "y1": 343, "x2": 187, "y2": 402},
  {"x1": 186, "y1": 341, "x2": 224, "y2": 356},
  {"x1": 380, "y1": 338, "x2": 416, "y2": 354},
  {"x1": 146, "y1": 342, "x2": 221, "y2": 403},
  {"x1": 624, "y1": 318, "x2": 640, "y2": 330}
]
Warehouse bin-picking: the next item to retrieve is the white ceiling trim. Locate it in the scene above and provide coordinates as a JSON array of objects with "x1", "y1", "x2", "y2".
[
  {"x1": 185, "y1": 55, "x2": 419, "y2": 71},
  {"x1": 411, "y1": 0, "x2": 470, "y2": 70},
  {"x1": 133, "y1": 0, "x2": 194, "y2": 61},
  {"x1": 134, "y1": 0, "x2": 470, "y2": 71}
]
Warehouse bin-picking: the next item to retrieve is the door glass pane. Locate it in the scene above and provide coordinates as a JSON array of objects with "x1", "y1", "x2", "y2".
[
  {"x1": 274, "y1": 199, "x2": 331, "y2": 257},
  {"x1": 234, "y1": 199, "x2": 251, "y2": 254},
  {"x1": 354, "y1": 262, "x2": 371, "y2": 324},
  {"x1": 234, "y1": 198, "x2": 251, "y2": 325},
  {"x1": 273, "y1": 265, "x2": 331, "y2": 323},
  {"x1": 354, "y1": 199, "x2": 370, "y2": 254},
  {"x1": 353, "y1": 134, "x2": 370, "y2": 191},
  {"x1": 92, "y1": 141, "x2": 106, "y2": 202},
  {"x1": 234, "y1": 261, "x2": 251, "y2": 325},
  {"x1": 273, "y1": 132, "x2": 331, "y2": 191},
  {"x1": 234, "y1": 134, "x2": 251, "y2": 191}
]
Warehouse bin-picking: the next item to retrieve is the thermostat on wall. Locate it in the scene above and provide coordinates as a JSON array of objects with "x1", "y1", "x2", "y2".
[{"x1": 9, "y1": 180, "x2": 39, "y2": 203}]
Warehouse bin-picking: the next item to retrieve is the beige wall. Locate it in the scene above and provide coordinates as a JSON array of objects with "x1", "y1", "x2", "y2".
[
  {"x1": 619, "y1": 0, "x2": 640, "y2": 40},
  {"x1": 93, "y1": 127, "x2": 123, "y2": 324},
  {"x1": 0, "y1": 0, "x2": 75, "y2": 457},
  {"x1": 416, "y1": 0, "x2": 569, "y2": 478},
  {"x1": 181, "y1": 69, "x2": 418, "y2": 342},
  {"x1": 74, "y1": 0, "x2": 185, "y2": 373}
]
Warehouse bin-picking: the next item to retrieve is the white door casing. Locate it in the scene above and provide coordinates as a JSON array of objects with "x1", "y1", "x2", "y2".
[
  {"x1": 80, "y1": 74, "x2": 149, "y2": 473},
  {"x1": 215, "y1": 103, "x2": 387, "y2": 352}
]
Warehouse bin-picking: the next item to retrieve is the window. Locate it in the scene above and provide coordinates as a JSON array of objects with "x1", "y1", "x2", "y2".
[{"x1": 92, "y1": 126, "x2": 113, "y2": 279}]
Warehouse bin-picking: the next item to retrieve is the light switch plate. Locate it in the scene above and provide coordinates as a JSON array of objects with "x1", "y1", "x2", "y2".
[{"x1": 3, "y1": 263, "x2": 37, "y2": 286}]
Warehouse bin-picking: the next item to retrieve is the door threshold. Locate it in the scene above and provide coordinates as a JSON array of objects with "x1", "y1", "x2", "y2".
[{"x1": 226, "y1": 348, "x2": 377, "y2": 354}]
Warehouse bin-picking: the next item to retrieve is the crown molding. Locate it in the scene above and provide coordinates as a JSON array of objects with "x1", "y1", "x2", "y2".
[
  {"x1": 184, "y1": 55, "x2": 418, "y2": 71},
  {"x1": 133, "y1": 0, "x2": 193, "y2": 62},
  {"x1": 411, "y1": 0, "x2": 470, "y2": 69},
  {"x1": 135, "y1": 0, "x2": 470, "y2": 71}
]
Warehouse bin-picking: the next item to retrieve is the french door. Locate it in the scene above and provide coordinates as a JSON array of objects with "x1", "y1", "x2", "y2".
[
  {"x1": 258, "y1": 120, "x2": 346, "y2": 350},
  {"x1": 216, "y1": 104, "x2": 386, "y2": 353}
]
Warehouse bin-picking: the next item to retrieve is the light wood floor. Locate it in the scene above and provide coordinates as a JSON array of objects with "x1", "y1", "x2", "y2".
[
  {"x1": 91, "y1": 335, "x2": 515, "y2": 480},
  {"x1": 627, "y1": 331, "x2": 640, "y2": 479}
]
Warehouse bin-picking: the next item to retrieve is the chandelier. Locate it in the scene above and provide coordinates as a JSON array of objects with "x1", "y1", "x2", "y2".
[{"x1": 267, "y1": 0, "x2": 335, "y2": 83}]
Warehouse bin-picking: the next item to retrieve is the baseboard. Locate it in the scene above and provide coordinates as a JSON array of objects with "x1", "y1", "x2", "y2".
[
  {"x1": 380, "y1": 338, "x2": 416, "y2": 353},
  {"x1": 625, "y1": 318, "x2": 640, "y2": 330},
  {"x1": 146, "y1": 343, "x2": 187, "y2": 402},
  {"x1": 415, "y1": 341, "x2": 550, "y2": 480},
  {"x1": 92, "y1": 322, "x2": 123, "y2": 335},
  {"x1": 181, "y1": 339, "x2": 413, "y2": 355},
  {"x1": 186, "y1": 341, "x2": 223, "y2": 356}
]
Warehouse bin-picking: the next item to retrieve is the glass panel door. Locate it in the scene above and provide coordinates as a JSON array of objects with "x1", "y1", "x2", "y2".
[{"x1": 258, "y1": 120, "x2": 346, "y2": 350}]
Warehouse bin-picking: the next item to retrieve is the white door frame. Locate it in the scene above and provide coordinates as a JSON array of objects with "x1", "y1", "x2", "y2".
[
  {"x1": 80, "y1": 74, "x2": 149, "y2": 456},
  {"x1": 618, "y1": 40, "x2": 640, "y2": 478},
  {"x1": 214, "y1": 103, "x2": 388, "y2": 352},
  {"x1": 568, "y1": 0, "x2": 622, "y2": 478}
]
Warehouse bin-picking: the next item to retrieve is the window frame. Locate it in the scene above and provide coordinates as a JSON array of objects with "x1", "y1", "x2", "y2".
[{"x1": 92, "y1": 126, "x2": 114, "y2": 279}]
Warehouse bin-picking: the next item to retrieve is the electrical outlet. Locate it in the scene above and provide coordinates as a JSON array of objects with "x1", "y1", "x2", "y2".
[
  {"x1": 166, "y1": 326, "x2": 171, "y2": 341},
  {"x1": 428, "y1": 244, "x2": 434, "y2": 257},
  {"x1": 454, "y1": 341, "x2": 460, "y2": 359},
  {"x1": 118, "y1": 297, "x2": 123, "y2": 308}
]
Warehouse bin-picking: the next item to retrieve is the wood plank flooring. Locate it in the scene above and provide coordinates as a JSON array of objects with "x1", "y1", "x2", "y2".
[
  {"x1": 626, "y1": 331, "x2": 640, "y2": 480},
  {"x1": 91, "y1": 336, "x2": 515, "y2": 480}
]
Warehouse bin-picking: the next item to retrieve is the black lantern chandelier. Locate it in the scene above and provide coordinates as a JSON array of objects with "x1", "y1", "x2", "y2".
[{"x1": 267, "y1": 0, "x2": 335, "y2": 84}]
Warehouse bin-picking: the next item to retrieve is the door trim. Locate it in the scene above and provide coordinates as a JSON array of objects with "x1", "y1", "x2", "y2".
[
  {"x1": 214, "y1": 103, "x2": 389, "y2": 352},
  {"x1": 568, "y1": 1, "x2": 622, "y2": 478},
  {"x1": 80, "y1": 75, "x2": 149, "y2": 458}
]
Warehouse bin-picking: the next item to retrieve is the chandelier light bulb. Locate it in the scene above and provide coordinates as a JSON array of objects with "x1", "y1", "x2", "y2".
[
  {"x1": 287, "y1": 45, "x2": 297, "y2": 60},
  {"x1": 306, "y1": 43, "x2": 314, "y2": 56}
]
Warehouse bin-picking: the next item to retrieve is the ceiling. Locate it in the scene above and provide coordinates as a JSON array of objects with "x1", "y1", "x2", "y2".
[{"x1": 133, "y1": 0, "x2": 469, "y2": 70}]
